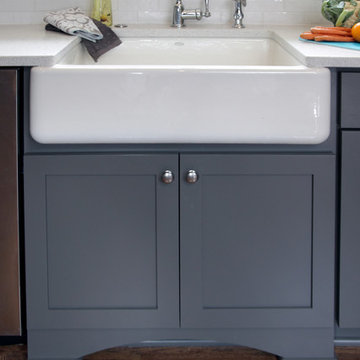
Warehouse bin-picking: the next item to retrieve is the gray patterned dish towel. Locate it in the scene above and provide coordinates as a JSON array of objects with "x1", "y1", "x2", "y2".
[{"x1": 44, "y1": 7, "x2": 103, "y2": 42}]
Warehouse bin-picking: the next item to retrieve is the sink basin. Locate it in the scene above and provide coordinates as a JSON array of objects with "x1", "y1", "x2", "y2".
[
  {"x1": 30, "y1": 36, "x2": 330, "y2": 144},
  {"x1": 59, "y1": 37, "x2": 301, "y2": 67}
]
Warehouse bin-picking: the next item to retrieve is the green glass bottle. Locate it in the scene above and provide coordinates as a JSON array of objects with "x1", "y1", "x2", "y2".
[{"x1": 92, "y1": 0, "x2": 113, "y2": 27}]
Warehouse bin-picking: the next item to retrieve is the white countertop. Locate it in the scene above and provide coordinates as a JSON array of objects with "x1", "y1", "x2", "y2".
[
  {"x1": 0, "y1": 24, "x2": 79, "y2": 66},
  {"x1": 1, "y1": 23, "x2": 360, "y2": 68}
]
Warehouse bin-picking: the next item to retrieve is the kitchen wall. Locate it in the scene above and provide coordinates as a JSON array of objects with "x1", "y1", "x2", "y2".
[{"x1": 0, "y1": 0, "x2": 328, "y2": 26}]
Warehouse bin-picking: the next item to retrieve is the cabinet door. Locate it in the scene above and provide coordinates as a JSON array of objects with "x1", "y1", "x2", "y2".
[
  {"x1": 0, "y1": 69, "x2": 20, "y2": 335},
  {"x1": 180, "y1": 154, "x2": 335, "y2": 328},
  {"x1": 339, "y1": 132, "x2": 360, "y2": 328},
  {"x1": 24, "y1": 154, "x2": 179, "y2": 330}
]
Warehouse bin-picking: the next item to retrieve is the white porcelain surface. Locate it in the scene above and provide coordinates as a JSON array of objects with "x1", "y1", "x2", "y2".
[{"x1": 30, "y1": 35, "x2": 330, "y2": 145}]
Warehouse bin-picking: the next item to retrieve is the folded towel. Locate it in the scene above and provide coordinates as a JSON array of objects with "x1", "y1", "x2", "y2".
[
  {"x1": 44, "y1": 7, "x2": 103, "y2": 42},
  {"x1": 82, "y1": 19, "x2": 122, "y2": 62},
  {"x1": 45, "y1": 19, "x2": 122, "y2": 62}
]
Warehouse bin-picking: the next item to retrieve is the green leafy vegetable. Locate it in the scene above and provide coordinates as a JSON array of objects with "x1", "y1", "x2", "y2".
[
  {"x1": 322, "y1": 0, "x2": 345, "y2": 25},
  {"x1": 322, "y1": 0, "x2": 360, "y2": 27},
  {"x1": 336, "y1": 6, "x2": 355, "y2": 26},
  {"x1": 341, "y1": 1, "x2": 360, "y2": 27}
]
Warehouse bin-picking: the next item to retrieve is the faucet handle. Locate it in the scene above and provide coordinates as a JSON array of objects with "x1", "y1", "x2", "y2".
[
  {"x1": 233, "y1": 0, "x2": 245, "y2": 28},
  {"x1": 203, "y1": 0, "x2": 211, "y2": 17}
]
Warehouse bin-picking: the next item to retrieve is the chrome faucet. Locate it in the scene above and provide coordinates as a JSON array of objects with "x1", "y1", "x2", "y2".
[
  {"x1": 233, "y1": 0, "x2": 246, "y2": 28},
  {"x1": 172, "y1": 0, "x2": 211, "y2": 28}
]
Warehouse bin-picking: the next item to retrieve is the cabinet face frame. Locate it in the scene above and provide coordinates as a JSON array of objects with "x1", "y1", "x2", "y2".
[
  {"x1": 0, "y1": 69, "x2": 21, "y2": 336},
  {"x1": 24, "y1": 154, "x2": 179, "y2": 330},
  {"x1": 180, "y1": 154, "x2": 335, "y2": 329}
]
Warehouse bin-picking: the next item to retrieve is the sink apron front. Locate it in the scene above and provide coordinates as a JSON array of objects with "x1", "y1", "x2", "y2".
[{"x1": 30, "y1": 66, "x2": 330, "y2": 144}]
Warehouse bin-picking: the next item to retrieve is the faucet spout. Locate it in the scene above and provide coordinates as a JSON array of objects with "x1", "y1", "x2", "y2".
[
  {"x1": 172, "y1": 0, "x2": 210, "y2": 27},
  {"x1": 233, "y1": 0, "x2": 246, "y2": 28},
  {"x1": 172, "y1": 0, "x2": 185, "y2": 27}
]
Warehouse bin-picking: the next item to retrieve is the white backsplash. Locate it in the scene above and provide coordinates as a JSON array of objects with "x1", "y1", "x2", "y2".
[{"x1": 0, "y1": 0, "x2": 328, "y2": 26}]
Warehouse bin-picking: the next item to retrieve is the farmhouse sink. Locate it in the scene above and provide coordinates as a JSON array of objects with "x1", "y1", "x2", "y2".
[{"x1": 30, "y1": 37, "x2": 331, "y2": 144}]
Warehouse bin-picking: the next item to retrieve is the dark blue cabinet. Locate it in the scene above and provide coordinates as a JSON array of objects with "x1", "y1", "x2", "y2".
[
  {"x1": 338, "y1": 72, "x2": 360, "y2": 329},
  {"x1": 180, "y1": 154, "x2": 335, "y2": 329},
  {"x1": 24, "y1": 154, "x2": 180, "y2": 330},
  {"x1": 24, "y1": 152, "x2": 335, "y2": 360},
  {"x1": 339, "y1": 132, "x2": 360, "y2": 328}
]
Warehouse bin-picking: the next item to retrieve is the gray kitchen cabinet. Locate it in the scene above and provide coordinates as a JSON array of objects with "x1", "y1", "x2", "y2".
[
  {"x1": 180, "y1": 154, "x2": 335, "y2": 329},
  {"x1": 338, "y1": 71, "x2": 360, "y2": 329},
  {"x1": 24, "y1": 154, "x2": 180, "y2": 330},
  {"x1": 24, "y1": 152, "x2": 335, "y2": 359},
  {"x1": 339, "y1": 132, "x2": 360, "y2": 328}
]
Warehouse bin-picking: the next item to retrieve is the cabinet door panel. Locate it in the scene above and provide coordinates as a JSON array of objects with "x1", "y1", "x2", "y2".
[
  {"x1": 25, "y1": 154, "x2": 179, "y2": 329},
  {"x1": 180, "y1": 154, "x2": 335, "y2": 329},
  {"x1": 339, "y1": 132, "x2": 360, "y2": 327},
  {"x1": 46, "y1": 174, "x2": 158, "y2": 309},
  {"x1": 200, "y1": 174, "x2": 312, "y2": 309}
]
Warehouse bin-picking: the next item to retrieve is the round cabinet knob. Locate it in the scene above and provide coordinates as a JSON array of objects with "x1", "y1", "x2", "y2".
[
  {"x1": 161, "y1": 170, "x2": 174, "y2": 184},
  {"x1": 186, "y1": 170, "x2": 199, "y2": 184}
]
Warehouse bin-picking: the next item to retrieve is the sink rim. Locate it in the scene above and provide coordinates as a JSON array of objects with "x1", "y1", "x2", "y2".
[{"x1": 53, "y1": 64, "x2": 307, "y2": 70}]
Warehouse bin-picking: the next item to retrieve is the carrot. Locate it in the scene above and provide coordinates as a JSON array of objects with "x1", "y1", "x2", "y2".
[
  {"x1": 311, "y1": 27, "x2": 352, "y2": 36},
  {"x1": 312, "y1": 26, "x2": 352, "y2": 33},
  {"x1": 300, "y1": 32, "x2": 316, "y2": 40},
  {"x1": 314, "y1": 35, "x2": 354, "y2": 42},
  {"x1": 333, "y1": 26, "x2": 352, "y2": 32}
]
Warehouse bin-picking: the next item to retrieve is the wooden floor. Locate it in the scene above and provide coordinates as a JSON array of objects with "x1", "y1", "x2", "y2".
[
  {"x1": 83, "y1": 346, "x2": 277, "y2": 360},
  {"x1": 1, "y1": 345, "x2": 360, "y2": 360}
]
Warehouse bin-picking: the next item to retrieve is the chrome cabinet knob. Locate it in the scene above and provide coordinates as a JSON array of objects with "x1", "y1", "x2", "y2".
[
  {"x1": 186, "y1": 170, "x2": 199, "y2": 183},
  {"x1": 161, "y1": 170, "x2": 174, "y2": 184}
]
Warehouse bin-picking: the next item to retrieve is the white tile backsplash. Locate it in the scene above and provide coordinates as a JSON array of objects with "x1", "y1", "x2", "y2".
[
  {"x1": 35, "y1": 0, "x2": 91, "y2": 11},
  {"x1": 0, "y1": 0, "x2": 326, "y2": 25},
  {"x1": 1, "y1": 0, "x2": 35, "y2": 12}
]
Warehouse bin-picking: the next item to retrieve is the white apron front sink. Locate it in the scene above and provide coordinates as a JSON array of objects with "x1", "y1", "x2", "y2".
[{"x1": 30, "y1": 37, "x2": 330, "y2": 144}]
